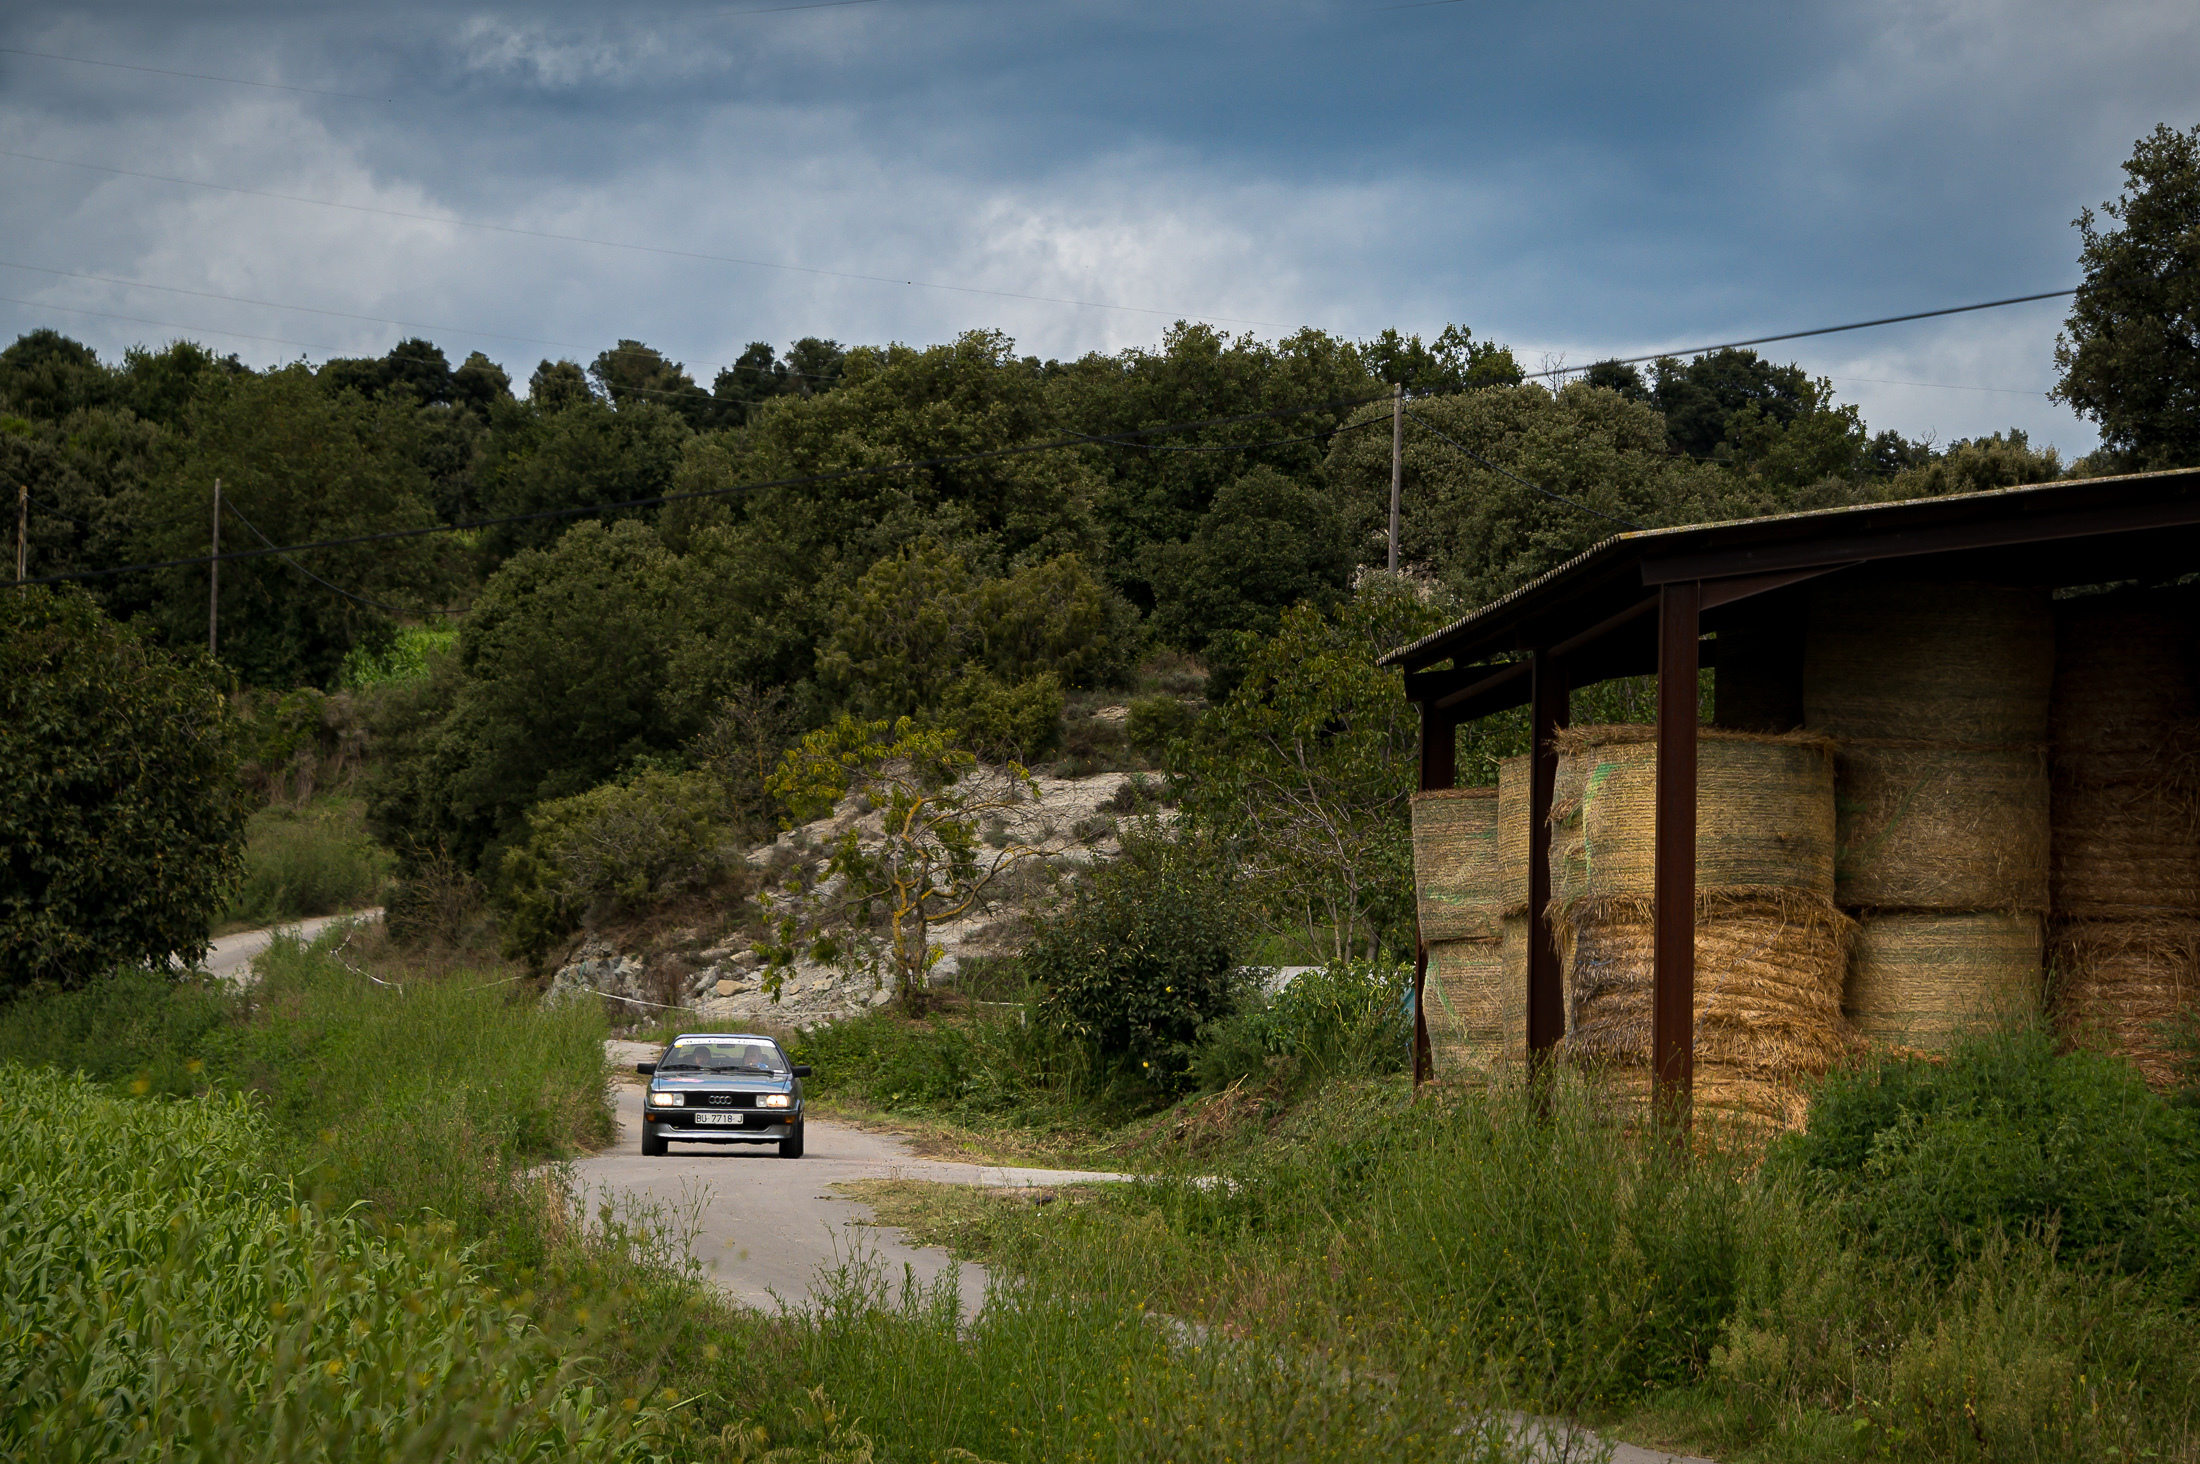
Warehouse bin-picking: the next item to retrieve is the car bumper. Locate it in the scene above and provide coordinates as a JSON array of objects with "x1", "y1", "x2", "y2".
[{"x1": 645, "y1": 1112, "x2": 800, "y2": 1141}]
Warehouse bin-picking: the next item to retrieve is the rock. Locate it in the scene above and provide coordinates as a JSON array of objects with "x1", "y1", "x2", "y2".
[{"x1": 715, "y1": 978, "x2": 737, "y2": 997}]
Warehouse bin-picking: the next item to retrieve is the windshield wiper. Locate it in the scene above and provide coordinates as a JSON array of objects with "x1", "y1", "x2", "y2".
[
  {"x1": 730, "y1": 1064, "x2": 783, "y2": 1074},
  {"x1": 656, "y1": 1062, "x2": 702, "y2": 1071}
]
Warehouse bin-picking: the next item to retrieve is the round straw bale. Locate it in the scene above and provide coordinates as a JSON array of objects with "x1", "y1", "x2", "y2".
[
  {"x1": 1846, "y1": 911, "x2": 2042, "y2": 1048},
  {"x1": 2051, "y1": 918, "x2": 2200, "y2": 1090},
  {"x1": 1424, "y1": 936, "x2": 1506, "y2": 1076},
  {"x1": 1806, "y1": 581, "x2": 2054, "y2": 744},
  {"x1": 1555, "y1": 890, "x2": 1853, "y2": 1132},
  {"x1": 1834, "y1": 742, "x2": 2050, "y2": 912},
  {"x1": 1498, "y1": 755, "x2": 1531, "y2": 915},
  {"x1": 2051, "y1": 595, "x2": 2199, "y2": 759},
  {"x1": 1549, "y1": 726, "x2": 1837, "y2": 911},
  {"x1": 1412, "y1": 788, "x2": 1503, "y2": 942},
  {"x1": 2050, "y1": 776, "x2": 2200, "y2": 919}
]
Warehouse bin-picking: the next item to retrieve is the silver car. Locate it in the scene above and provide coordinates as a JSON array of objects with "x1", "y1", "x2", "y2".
[{"x1": 635, "y1": 1032, "x2": 811, "y2": 1158}]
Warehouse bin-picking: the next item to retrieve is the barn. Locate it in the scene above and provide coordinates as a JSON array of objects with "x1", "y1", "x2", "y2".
[{"x1": 1386, "y1": 466, "x2": 2200, "y2": 1124}]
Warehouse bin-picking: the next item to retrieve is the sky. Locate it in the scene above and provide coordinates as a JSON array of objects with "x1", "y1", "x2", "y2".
[{"x1": 2, "y1": 1, "x2": 2196, "y2": 459}]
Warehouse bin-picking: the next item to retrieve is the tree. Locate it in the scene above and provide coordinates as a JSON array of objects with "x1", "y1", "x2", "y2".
[
  {"x1": 761, "y1": 717, "x2": 1049, "y2": 1010},
  {"x1": 1881, "y1": 430, "x2": 2063, "y2": 500},
  {"x1": 2054, "y1": 123, "x2": 2200, "y2": 470},
  {"x1": 1359, "y1": 324, "x2": 1522, "y2": 394},
  {"x1": 136, "y1": 366, "x2": 452, "y2": 687},
  {"x1": 1140, "y1": 464, "x2": 1357, "y2": 658},
  {"x1": 1651, "y1": 349, "x2": 1816, "y2": 460},
  {"x1": 475, "y1": 396, "x2": 690, "y2": 561},
  {"x1": 1173, "y1": 579, "x2": 1454, "y2": 964},
  {"x1": 590, "y1": 339, "x2": 714, "y2": 426},
  {"x1": 1, "y1": 587, "x2": 248, "y2": 992}
]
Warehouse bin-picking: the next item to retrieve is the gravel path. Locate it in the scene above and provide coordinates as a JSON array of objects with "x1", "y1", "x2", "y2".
[{"x1": 203, "y1": 909, "x2": 383, "y2": 980}]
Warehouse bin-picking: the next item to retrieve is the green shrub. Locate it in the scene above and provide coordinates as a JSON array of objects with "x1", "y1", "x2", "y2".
[
  {"x1": 1126, "y1": 692, "x2": 1197, "y2": 760},
  {"x1": 1192, "y1": 961, "x2": 1411, "y2": 1091},
  {"x1": 0, "y1": 1065, "x2": 668, "y2": 1462},
  {"x1": 1773, "y1": 1027, "x2": 2200, "y2": 1298},
  {"x1": 0, "y1": 966, "x2": 233, "y2": 1097},
  {"x1": 339, "y1": 622, "x2": 459, "y2": 688},
  {"x1": 2, "y1": 585, "x2": 249, "y2": 991},
  {"x1": 1027, "y1": 829, "x2": 1244, "y2": 1092},
  {"x1": 926, "y1": 666, "x2": 1064, "y2": 764},
  {"x1": 225, "y1": 798, "x2": 393, "y2": 925},
  {"x1": 495, "y1": 768, "x2": 742, "y2": 966}
]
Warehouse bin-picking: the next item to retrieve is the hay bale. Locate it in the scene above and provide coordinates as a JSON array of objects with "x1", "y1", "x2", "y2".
[
  {"x1": 1411, "y1": 788, "x2": 1503, "y2": 942},
  {"x1": 2052, "y1": 919, "x2": 2200, "y2": 1090},
  {"x1": 1555, "y1": 890, "x2": 1854, "y2": 1131},
  {"x1": 2051, "y1": 595, "x2": 2198, "y2": 758},
  {"x1": 2050, "y1": 777, "x2": 2200, "y2": 918},
  {"x1": 1424, "y1": 936, "x2": 1505, "y2": 1076},
  {"x1": 1835, "y1": 742, "x2": 2050, "y2": 911},
  {"x1": 1499, "y1": 912, "x2": 1531, "y2": 1059},
  {"x1": 1549, "y1": 726, "x2": 1837, "y2": 911},
  {"x1": 1846, "y1": 911, "x2": 2042, "y2": 1047},
  {"x1": 1498, "y1": 755, "x2": 1531, "y2": 915},
  {"x1": 1806, "y1": 581, "x2": 2054, "y2": 744}
]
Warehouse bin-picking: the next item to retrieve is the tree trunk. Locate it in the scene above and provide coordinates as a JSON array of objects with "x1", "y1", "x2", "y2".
[{"x1": 896, "y1": 908, "x2": 931, "y2": 1015}]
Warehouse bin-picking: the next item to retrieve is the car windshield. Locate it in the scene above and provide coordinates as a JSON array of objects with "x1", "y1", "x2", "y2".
[{"x1": 656, "y1": 1040, "x2": 787, "y2": 1074}]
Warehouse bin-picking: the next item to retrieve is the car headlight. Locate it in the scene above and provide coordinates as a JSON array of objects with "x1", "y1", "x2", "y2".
[
  {"x1": 648, "y1": 1091, "x2": 681, "y2": 1107},
  {"x1": 757, "y1": 1093, "x2": 793, "y2": 1109}
]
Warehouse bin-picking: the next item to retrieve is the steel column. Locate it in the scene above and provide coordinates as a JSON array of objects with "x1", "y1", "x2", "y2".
[
  {"x1": 1411, "y1": 701, "x2": 1454, "y2": 1085},
  {"x1": 1652, "y1": 581, "x2": 1701, "y2": 1122},
  {"x1": 1526, "y1": 650, "x2": 1569, "y2": 1064}
]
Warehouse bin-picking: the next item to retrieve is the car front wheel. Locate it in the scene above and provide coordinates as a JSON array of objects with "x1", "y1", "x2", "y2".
[
  {"x1": 641, "y1": 1127, "x2": 668, "y2": 1157},
  {"x1": 777, "y1": 1122, "x2": 804, "y2": 1159}
]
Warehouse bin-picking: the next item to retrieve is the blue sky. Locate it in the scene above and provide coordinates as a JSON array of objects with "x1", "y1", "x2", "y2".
[{"x1": 4, "y1": 1, "x2": 2196, "y2": 457}]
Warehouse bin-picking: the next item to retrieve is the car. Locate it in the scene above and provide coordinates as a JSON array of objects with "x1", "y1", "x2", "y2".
[{"x1": 635, "y1": 1032, "x2": 813, "y2": 1158}]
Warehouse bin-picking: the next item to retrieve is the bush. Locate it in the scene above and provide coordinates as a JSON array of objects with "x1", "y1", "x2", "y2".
[
  {"x1": 1, "y1": 586, "x2": 249, "y2": 991},
  {"x1": 495, "y1": 768, "x2": 743, "y2": 966},
  {"x1": 1027, "y1": 829, "x2": 1244, "y2": 1091},
  {"x1": 927, "y1": 666, "x2": 1064, "y2": 764},
  {"x1": 1772, "y1": 1026, "x2": 2200, "y2": 1299},
  {"x1": 1192, "y1": 961, "x2": 1412, "y2": 1091},
  {"x1": 1126, "y1": 692, "x2": 1197, "y2": 760},
  {"x1": 339, "y1": 622, "x2": 459, "y2": 688}
]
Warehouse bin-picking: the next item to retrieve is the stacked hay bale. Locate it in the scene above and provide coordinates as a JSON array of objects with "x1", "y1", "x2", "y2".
[
  {"x1": 1496, "y1": 754, "x2": 1533, "y2": 1060},
  {"x1": 1807, "y1": 581, "x2": 2054, "y2": 1047},
  {"x1": 1548, "y1": 725, "x2": 1851, "y2": 1129},
  {"x1": 1410, "y1": 787, "x2": 1507, "y2": 1075},
  {"x1": 2048, "y1": 592, "x2": 2200, "y2": 1088}
]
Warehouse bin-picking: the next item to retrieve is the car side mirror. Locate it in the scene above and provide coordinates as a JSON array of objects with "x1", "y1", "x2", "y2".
[
  {"x1": 791, "y1": 1065, "x2": 813, "y2": 1078},
  {"x1": 635, "y1": 1062, "x2": 656, "y2": 1075}
]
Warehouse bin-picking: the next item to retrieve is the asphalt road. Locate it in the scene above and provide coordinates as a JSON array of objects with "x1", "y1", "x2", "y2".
[
  {"x1": 204, "y1": 909, "x2": 383, "y2": 979},
  {"x1": 571, "y1": 1041, "x2": 1138, "y2": 1315}
]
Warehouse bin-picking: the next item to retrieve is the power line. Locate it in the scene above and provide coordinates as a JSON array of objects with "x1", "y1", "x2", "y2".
[
  {"x1": 1401, "y1": 409, "x2": 1643, "y2": 529},
  {"x1": 0, "y1": 46, "x2": 392, "y2": 102},
  {"x1": 13, "y1": 387, "x2": 1396, "y2": 589},
  {"x1": 0, "y1": 148, "x2": 1289, "y2": 330},
  {"x1": 1528, "y1": 289, "x2": 2076, "y2": 380}
]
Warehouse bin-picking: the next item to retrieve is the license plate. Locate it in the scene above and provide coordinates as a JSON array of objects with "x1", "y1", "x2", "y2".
[{"x1": 693, "y1": 1112, "x2": 744, "y2": 1126}]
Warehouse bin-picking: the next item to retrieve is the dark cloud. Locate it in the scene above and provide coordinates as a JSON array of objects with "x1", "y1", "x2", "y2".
[{"x1": 4, "y1": 0, "x2": 2196, "y2": 452}]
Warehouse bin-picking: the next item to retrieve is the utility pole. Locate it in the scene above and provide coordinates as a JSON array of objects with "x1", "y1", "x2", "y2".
[
  {"x1": 208, "y1": 477, "x2": 221, "y2": 656},
  {"x1": 14, "y1": 484, "x2": 24, "y2": 584},
  {"x1": 1387, "y1": 382, "x2": 1404, "y2": 572}
]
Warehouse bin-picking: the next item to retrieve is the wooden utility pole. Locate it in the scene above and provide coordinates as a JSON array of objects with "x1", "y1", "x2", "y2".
[
  {"x1": 208, "y1": 478, "x2": 221, "y2": 655},
  {"x1": 1387, "y1": 382, "x2": 1404, "y2": 571},
  {"x1": 14, "y1": 484, "x2": 24, "y2": 584}
]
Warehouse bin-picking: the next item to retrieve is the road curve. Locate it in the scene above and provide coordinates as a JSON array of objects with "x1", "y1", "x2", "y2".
[
  {"x1": 203, "y1": 909, "x2": 384, "y2": 980},
  {"x1": 572, "y1": 1041, "x2": 1137, "y2": 1314}
]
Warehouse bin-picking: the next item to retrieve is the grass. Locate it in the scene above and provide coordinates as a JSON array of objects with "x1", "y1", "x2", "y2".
[{"x1": 222, "y1": 792, "x2": 392, "y2": 930}]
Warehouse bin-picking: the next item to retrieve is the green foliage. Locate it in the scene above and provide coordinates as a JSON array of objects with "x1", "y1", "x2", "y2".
[
  {"x1": 496, "y1": 769, "x2": 743, "y2": 966},
  {"x1": 1141, "y1": 464, "x2": 1357, "y2": 656},
  {"x1": 1771, "y1": 1027, "x2": 2200, "y2": 1299},
  {"x1": 225, "y1": 797, "x2": 393, "y2": 926},
  {"x1": 136, "y1": 365, "x2": 453, "y2": 687},
  {"x1": 1883, "y1": 429, "x2": 2065, "y2": 501},
  {"x1": 0, "y1": 1067, "x2": 669, "y2": 1463},
  {"x1": 340, "y1": 623, "x2": 459, "y2": 688},
  {"x1": 1359, "y1": 323, "x2": 1523, "y2": 394},
  {"x1": 1323, "y1": 380, "x2": 1732, "y2": 607},
  {"x1": 1, "y1": 587, "x2": 249, "y2": 991},
  {"x1": 1026, "y1": 828, "x2": 1244, "y2": 1089},
  {"x1": 925, "y1": 667, "x2": 1066, "y2": 764},
  {"x1": 477, "y1": 395, "x2": 691, "y2": 562},
  {"x1": 1173, "y1": 578, "x2": 1451, "y2": 964},
  {"x1": 0, "y1": 966, "x2": 233, "y2": 1098},
  {"x1": 1126, "y1": 693, "x2": 1198, "y2": 760},
  {"x1": 1650, "y1": 347, "x2": 1819, "y2": 460},
  {"x1": 1191, "y1": 961, "x2": 1412, "y2": 1091},
  {"x1": 2054, "y1": 122, "x2": 2200, "y2": 470}
]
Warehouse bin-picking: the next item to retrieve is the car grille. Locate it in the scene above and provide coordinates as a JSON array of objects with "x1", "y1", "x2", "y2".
[{"x1": 687, "y1": 1093, "x2": 757, "y2": 1109}]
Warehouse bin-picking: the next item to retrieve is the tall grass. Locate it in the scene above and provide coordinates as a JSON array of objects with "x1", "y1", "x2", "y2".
[
  {"x1": 0, "y1": 1066, "x2": 670, "y2": 1463},
  {"x1": 224, "y1": 796, "x2": 392, "y2": 926}
]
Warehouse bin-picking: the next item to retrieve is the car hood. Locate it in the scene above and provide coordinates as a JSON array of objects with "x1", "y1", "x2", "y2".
[{"x1": 649, "y1": 1073, "x2": 796, "y2": 1092}]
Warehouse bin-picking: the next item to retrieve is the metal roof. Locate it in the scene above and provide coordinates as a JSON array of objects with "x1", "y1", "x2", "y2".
[{"x1": 1381, "y1": 466, "x2": 2200, "y2": 672}]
